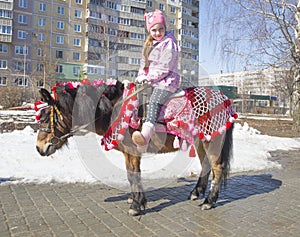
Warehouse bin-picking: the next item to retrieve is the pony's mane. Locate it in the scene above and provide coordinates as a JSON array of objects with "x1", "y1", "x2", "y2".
[{"x1": 53, "y1": 79, "x2": 125, "y2": 133}]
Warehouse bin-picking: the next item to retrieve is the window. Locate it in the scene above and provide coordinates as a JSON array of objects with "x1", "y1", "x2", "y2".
[
  {"x1": 159, "y1": 3, "x2": 164, "y2": 11},
  {"x1": 19, "y1": 0, "x2": 28, "y2": 8},
  {"x1": 73, "y1": 38, "x2": 81, "y2": 46},
  {"x1": 130, "y1": 58, "x2": 141, "y2": 65},
  {"x1": 56, "y1": 50, "x2": 63, "y2": 58},
  {"x1": 36, "y1": 80, "x2": 43, "y2": 87},
  {"x1": 38, "y1": 18, "x2": 46, "y2": 26},
  {"x1": 0, "y1": 25, "x2": 12, "y2": 35},
  {"x1": 18, "y1": 30, "x2": 27, "y2": 39},
  {"x1": 121, "y1": 5, "x2": 130, "y2": 12},
  {"x1": 15, "y1": 77, "x2": 28, "y2": 86},
  {"x1": 73, "y1": 52, "x2": 80, "y2": 60},
  {"x1": 0, "y1": 44, "x2": 8, "y2": 53},
  {"x1": 56, "y1": 65, "x2": 63, "y2": 73},
  {"x1": 0, "y1": 60, "x2": 7, "y2": 69},
  {"x1": 58, "y1": 7, "x2": 65, "y2": 15},
  {"x1": 108, "y1": 15, "x2": 115, "y2": 23},
  {"x1": 118, "y1": 17, "x2": 130, "y2": 25},
  {"x1": 170, "y1": 7, "x2": 176, "y2": 13},
  {"x1": 56, "y1": 36, "x2": 64, "y2": 44},
  {"x1": 74, "y1": 24, "x2": 81, "y2": 32},
  {"x1": 73, "y1": 66, "x2": 79, "y2": 75},
  {"x1": 74, "y1": 10, "x2": 82, "y2": 18},
  {"x1": 147, "y1": 1, "x2": 152, "y2": 7},
  {"x1": 14, "y1": 61, "x2": 25, "y2": 71},
  {"x1": 170, "y1": 19, "x2": 175, "y2": 25},
  {"x1": 39, "y1": 3, "x2": 46, "y2": 12},
  {"x1": 15, "y1": 46, "x2": 28, "y2": 55},
  {"x1": 106, "y1": 1, "x2": 118, "y2": 9},
  {"x1": 75, "y1": 0, "x2": 82, "y2": 4},
  {"x1": 130, "y1": 32, "x2": 145, "y2": 40},
  {"x1": 56, "y1": 21, "x2": 64, "y2": 30},
  {"x1": 0, "y1": 10, "x2": 12, "y2": 19},
  {"x1": 37, "y1": 48, "x2": 43, "y2": 57},
  {"x1": 37, "y1": 64, "x2": 44, "y2": 72},
  {"x1": 0, "y1": 76, "x2": 7, "y2": 86},
  {"x1": 38, "y1": 33, "x2": 45, "y2": 41},
  {"x1": 18, "y1": 15, "x2": 27, "y2": 24}
]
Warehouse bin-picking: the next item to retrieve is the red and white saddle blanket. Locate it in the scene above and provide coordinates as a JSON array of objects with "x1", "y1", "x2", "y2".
[{"x1": 101, "y1": 83, "x2": 238, "y2": 152}]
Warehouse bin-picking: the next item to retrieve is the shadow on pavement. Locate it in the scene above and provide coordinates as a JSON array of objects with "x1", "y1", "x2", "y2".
[{"x1": 104, "y1": 173, "x2": 282, "y2": 214}]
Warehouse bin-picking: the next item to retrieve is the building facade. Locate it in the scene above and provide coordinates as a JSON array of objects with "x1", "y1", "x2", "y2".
[
  {"x1": 199, "y1": 67, "x2": 290, "y2": 110},
  {"x1": 87, "y1": 0, "x2": 199, "y2": 87},
  {"x1": 0, "y1": 0, "x2": 199, "y2": 107}
]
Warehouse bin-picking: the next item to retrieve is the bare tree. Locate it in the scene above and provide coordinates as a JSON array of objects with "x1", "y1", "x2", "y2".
[
  {"x1": 206, "y1": 0, "x2": 300, "y2": 129},
  {"x1": 88, "y1": 5, "x2": 123, "y2": 80}
]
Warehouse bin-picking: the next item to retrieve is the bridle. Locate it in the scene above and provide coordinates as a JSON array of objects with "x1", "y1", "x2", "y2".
[
  {"x1": 39, "y1": 104, "x2": 69, "y2": 147},
  {"x1": 39, "y1": 103, "x2": 95, "y2": 147},
  {"x1": 39, "y1": 82, "x2": 150, "y2": 147}
]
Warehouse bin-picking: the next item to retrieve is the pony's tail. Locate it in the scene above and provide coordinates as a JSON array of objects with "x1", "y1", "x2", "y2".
[{"x1": 221, "y1": 124, "x2": 234, "y2": 186}]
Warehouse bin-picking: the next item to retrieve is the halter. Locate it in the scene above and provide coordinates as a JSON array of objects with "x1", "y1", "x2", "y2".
[{"x1": 38, "y1": 104, "x2": 68, "y2": 146}]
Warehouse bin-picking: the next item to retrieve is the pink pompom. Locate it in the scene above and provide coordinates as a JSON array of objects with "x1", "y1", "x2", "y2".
[
  {"x1": 181, "y1": 140, "x2": 188, "y2": 151},
  {"x1": 173, "y1": 136, "x2": 180, "y2": 149},
  {"x1": 118, "y1": 134, "x2": 124, "y2": 141}
]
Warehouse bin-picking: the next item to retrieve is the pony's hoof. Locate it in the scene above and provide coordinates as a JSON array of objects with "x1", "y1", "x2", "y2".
[
  {"x1": 128, "y1": 208, "x2": 140, "y2": 216},
  {"x1": 127, "y1": 197, "x2": 133, "y2": 204},
  {"x1": 201, "y1": 203, "x2": 213, "y2": 210},
  {"x1": 189, "y1": 194, "x2": 198, "y2": 201}
]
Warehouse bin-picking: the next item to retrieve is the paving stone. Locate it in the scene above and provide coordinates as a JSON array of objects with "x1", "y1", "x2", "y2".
[{"x1": 1, "y1": 149, "x2": 300, "y2": 236}]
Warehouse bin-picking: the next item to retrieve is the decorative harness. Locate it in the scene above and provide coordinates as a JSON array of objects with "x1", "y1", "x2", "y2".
[{"x1": 101, "y1": 84, "x2": 238, "y2": 156}]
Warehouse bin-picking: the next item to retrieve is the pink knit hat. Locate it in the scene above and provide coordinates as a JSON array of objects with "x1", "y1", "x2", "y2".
[{"x1": 144, "y1": 9, "x2": 166, "y2": 32}]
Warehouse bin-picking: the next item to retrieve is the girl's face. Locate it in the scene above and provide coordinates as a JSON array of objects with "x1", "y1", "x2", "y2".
[{"x1": 150, "y1": 23, "x2": 166, "y2": 41}]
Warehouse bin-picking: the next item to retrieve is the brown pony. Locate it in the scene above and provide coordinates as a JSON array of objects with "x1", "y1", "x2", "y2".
[{"x1": 35, "y1": 80, "x2": 234, "y2": 216}]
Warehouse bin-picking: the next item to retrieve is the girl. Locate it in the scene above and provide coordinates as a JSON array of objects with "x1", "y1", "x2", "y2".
[{"x1": 132, "y1": 9, "x2": 179, "y2": 150}]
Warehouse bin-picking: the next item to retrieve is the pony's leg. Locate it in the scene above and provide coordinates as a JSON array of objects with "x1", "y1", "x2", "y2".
[
  {"x1": 189, "y1": 140, "x2": 211, "y2": 200},
  {"x1": 201, "y1": 134, "x2": 226, "y2": 210},
  {"x1": 124, "y1": 152, "x2": 147, "y2": 216}
]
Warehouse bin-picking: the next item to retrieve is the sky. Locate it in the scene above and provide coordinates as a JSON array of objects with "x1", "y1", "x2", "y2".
[
  {"x1": 198, "y1": 1, "x2": 247, "y2": 75},
  {"x1": 199, "y1": 0, "x2": 222, "y2": 75},
  {"x1": 1, "y1": 111, "x2": 300, "y2": 191}
]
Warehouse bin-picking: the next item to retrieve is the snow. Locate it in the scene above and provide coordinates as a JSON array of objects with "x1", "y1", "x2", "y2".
[{"x1": 1, "y1": 111, "x2": 300, "y2": 190}]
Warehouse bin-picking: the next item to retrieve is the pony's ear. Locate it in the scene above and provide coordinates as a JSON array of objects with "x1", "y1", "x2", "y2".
[{"x1": 39, "y1": 88, "x2": 54, "y2": 105}]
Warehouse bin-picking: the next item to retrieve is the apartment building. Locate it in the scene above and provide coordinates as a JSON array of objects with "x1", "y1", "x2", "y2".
[
  {"x1": 200, "y1": 67, "x2": 290, "y2": 108},
  {"x1": 0, "y1": 0, "x2": 199, "y2": 106},
  {"x1": 0, "y1": 0, "x2": 87, "y2": 104},
  {"x1": 0, "y1": 0, "x2": 13, "y2": 88},
  {"x1": 87, "y1": 0, "x2": 199, "y2": 87}
]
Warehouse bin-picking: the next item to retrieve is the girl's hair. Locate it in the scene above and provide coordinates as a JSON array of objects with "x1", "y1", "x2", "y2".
[{"x1": 143, "y1": 34, "x2": 153, "y2": 70}]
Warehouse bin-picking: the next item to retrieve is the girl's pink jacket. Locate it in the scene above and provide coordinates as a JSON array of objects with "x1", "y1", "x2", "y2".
[{"x1": 137, "y1": 32, "x2": 179, "y2": 93}]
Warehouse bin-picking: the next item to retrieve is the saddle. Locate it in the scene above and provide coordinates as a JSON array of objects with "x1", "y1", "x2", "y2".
[
  {"x1": 136, "y1": 83, "x2": 185, "y2": 122},
  {"x1": 101, "y1": 83, "x2": 238, "y2": 151}
]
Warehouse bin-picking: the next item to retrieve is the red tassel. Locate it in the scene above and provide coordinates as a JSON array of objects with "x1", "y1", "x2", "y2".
[
  {"x1": 189, "y1": 145, "x2": 196, "y2": 158},
  {"x1": 199, "y1": 132, "x2": 204, "y2": 140},
  {"x1": 112, "y1": 140, "x2": 118, "y2": 147},
  {"x1": 226, "y1": 122, "x2": 232, "y2": 129}
]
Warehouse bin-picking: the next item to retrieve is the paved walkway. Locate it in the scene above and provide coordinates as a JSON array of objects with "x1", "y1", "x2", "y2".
[{"x1": 0, "y1": 149, "x2": 299, "y2": 237}]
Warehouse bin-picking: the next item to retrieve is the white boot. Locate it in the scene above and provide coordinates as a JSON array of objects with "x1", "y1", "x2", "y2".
[{"x1": 132, "y1": 122, "x2": 155, "y2": 147}]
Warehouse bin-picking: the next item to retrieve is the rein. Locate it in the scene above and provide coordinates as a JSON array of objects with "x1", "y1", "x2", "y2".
[
  {"x1": 114, "y1": 83, "x2": 150, "y2": 107},
  {"x1": 42, "y1": 82, "x2": 150, "y2": 146}
]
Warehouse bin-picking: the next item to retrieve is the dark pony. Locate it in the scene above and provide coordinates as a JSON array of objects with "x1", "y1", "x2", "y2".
[{"x1": 36, "y1": 80, "x2": 233, "y2": 216}]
